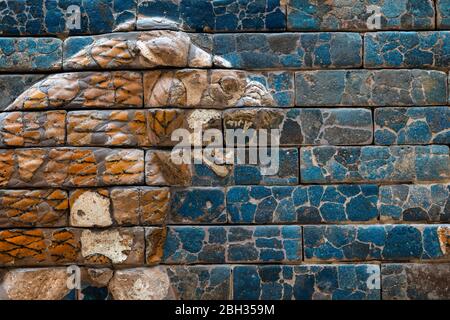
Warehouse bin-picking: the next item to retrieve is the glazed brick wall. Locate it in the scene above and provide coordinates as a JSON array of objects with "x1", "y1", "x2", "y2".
[{"x1": 0, "y1": 0, "x2": 449, "y2": 300}]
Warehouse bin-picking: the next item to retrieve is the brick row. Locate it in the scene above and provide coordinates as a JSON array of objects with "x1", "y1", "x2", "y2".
[
  {"x1": 0, "y1": 146, "x2": 446, "y2": 189},
  {"x1": 2, "y1": 31, "x2": 450, "y2": 71},
  {"x1": 1, "y1": 108, "x2": 449, "y2": 147},
  {"x1": 2, "y1": 1, "x2": 449, "y2": 36},
  {"x1": 1, "y1": 183, "x2": 448, "y2": 228},
  {"x1": 1, "y1": 224, "x2": 447, "y2": 266},
  {"x1": 1, "y1": 263, "x2": 449, "y2": 300},
  {"x1": 0, "y1": 227, "x2": 164, "y2": 267},
  {"x1": 0, "y1": 187, "x2": 170, "y2": 228},
  {"x1": 1, "y1": 70, "x2": 449, "y2": 110}
]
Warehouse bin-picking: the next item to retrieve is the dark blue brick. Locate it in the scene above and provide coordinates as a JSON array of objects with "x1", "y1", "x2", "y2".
[
  {"x1": 300, "y1": 146, "x2": 450, "y2": 184},
  {"x1": 304, "y1": 225, "x2": 449, "y2": 261},
  {"x1": 0, "y1": 0, "x2": 136, "y2": 36},
  {"x1": 375, "y1": 107, "x2": 450, "y2": 145},
  {"x1": 163, "y1": 226, "x2": 302, "y2": 264},
  {"x1": 295, "y1": 70, "x2": 448, "y2": 106},
  {"x1": 169, "y1": 188, "x2": 226, "y2": 224},
  {"x1": 365, "y1": 32, "x2": 450, "y2": 69},
  {"x1": 379, "y1": 184, "x2": 450, "y2": 223},
  {"x1": 137, "y1": 0, "x2": 286, "y2": 31},
  {"x1": 233, "y1": 265, "x2": 380, "y2": 300},
  {"x1": 438, "y1": 0, "x2": 450, "y2": 29},
  {"x1": 287, "y1": 0, "x2": 435, "y2": 31},
  {"x1": 213, "y1": 33, "x2": 362, "y2": 69},
  {"x1": 227, "y1": 185, "x2": 379, "y2": 223}
]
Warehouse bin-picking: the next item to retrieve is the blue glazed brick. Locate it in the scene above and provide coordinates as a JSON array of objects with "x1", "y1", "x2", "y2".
[
  {"x1": 213, "y1": 33, "x2": 362, "y2": 69},
  {"x1": 162, "y1": 226, "x2": 302, "y2": 264},
  {"x1": 234, "y1": 148, "x2": 299, "y2": 186},
  {"x1": 287, "y1": 0, "x2": 435, "y2": 31},
  {"x1": 365, "y1": 32, "x2": 450, "y2": 69},
  {"x1": 137, "y1": 0, "x2": 286, "y2": 32},
  {"x1": 375, "y1": 107, "x2": 450, "y2": 145},
  {"x1": 224, "y1": 108, "x2": 373, "y2": 146},
  {"x1": 169, "y1": 188, "x2": 226, "y2": 224},
  {"x1": 0, "y1": 75, "x2": 45, "y2": 111},
  {"x1": 0, "y1": 38, "x2": 62, "y2": 72},
  {"x1": 295, "y1": 70, "x2": 448, "y2": 106},
  {"x1": 226, "y1": 185, "x2": 379, "y2": 223},
  {"x1": 438, "y1": 0, "x2": 450, "y2": 29},
  {"x1": 382, "y1": 264, "x2": 450, "y2": 300},
  {"x1": 192, "y1": 148, "x2": 299, "y2": 186},
  {"x1": 300, "y1": 146, "x2": 450, "y2": 183},
  {"x1": 379, "y1": 184, "x2": 450, "y2": 223},
  {"x1": 0, "y1": 0, "x2": 136, "y2": 36},
  {"x1": 167, "y1": 265, "x2": 231, "y2": 299},
  {"x1": 304, "y1": 225, "x2": 449, "y2": 262},
  {"x1": 233, "y1": 264, "x2": 381, "y2": 300}
]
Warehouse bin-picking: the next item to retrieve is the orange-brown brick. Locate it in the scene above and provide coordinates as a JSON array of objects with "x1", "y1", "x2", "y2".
[
  {"x1": 0, "y1": 189, "x2": 68, "y2": 227},
  {"x1": 0, "y1": 228, "x2": 81, "y2": 266},
  {"x1": 7, "y1": 72, "x2": 143, "y2": 111},
  {"x1": 0, "y1": 148, "x2": 144, "y2": 187},
  {"x1": 110, "y1": 187, "x2": 170, "y2": 225},
  {"x1": 67, "y1": 110, "x2": 149, "y2": 146},
  {"x1": 145, "y1": 227, "x2": 166, "y2": 265},
  {"x1": 0, "y1": 111, "x2": 65, "y2": 147}
]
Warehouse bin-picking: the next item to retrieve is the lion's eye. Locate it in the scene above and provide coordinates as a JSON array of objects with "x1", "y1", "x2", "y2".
[{"x1": 219, "y1": 76, "x2": 239, "y2": 93}]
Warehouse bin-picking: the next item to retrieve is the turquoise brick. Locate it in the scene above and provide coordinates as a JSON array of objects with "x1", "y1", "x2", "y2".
[
  {"x1": 287, "y1": 0, "x2": 435, "y2": 31},
  {"x1": 365, "y1": 32, "x2": 450, "y2": 69},
  {"x1": 295, "y1": 70, "x2": 447, "y2": 106},
  {"x1": 375, "y1": 107, "x2": 450, "y2": 145},
  {"x1": 0, "y1": 0, "x2": 136, "y2": 36},
  {"x1": 304, "y1": 225, "x2": 449, "y2": 261},
  {"x1": 169, "y1": 188, "x2": 226, "y2": 224},
  {"x1": 213, "y1": 33, "x2": 362, "y2": 69},
  {"x1": 379, "y1": 184, "x2": 450, "y2": 222},
  {"x1": 137, "y1": 0, "x2": 286, "y2": 31},
  {"x1": 162, "y1": 226, "x2": 302, "y2": 264},
  {"x1": 300, "y1": 146, "x2": 450, "y2": 183},
  {"x1": 226, "y1": 185, "x2": 379, "y2": 223},
  {"x1": 233, "y1": 264, "x2": 380, "y2": 300},
  {"x1": 0, "y1": 38, "x2": 62, "y2": 71},
  {"x1": 438, "y1": 0, "x2": 450, "y2": 29}
]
